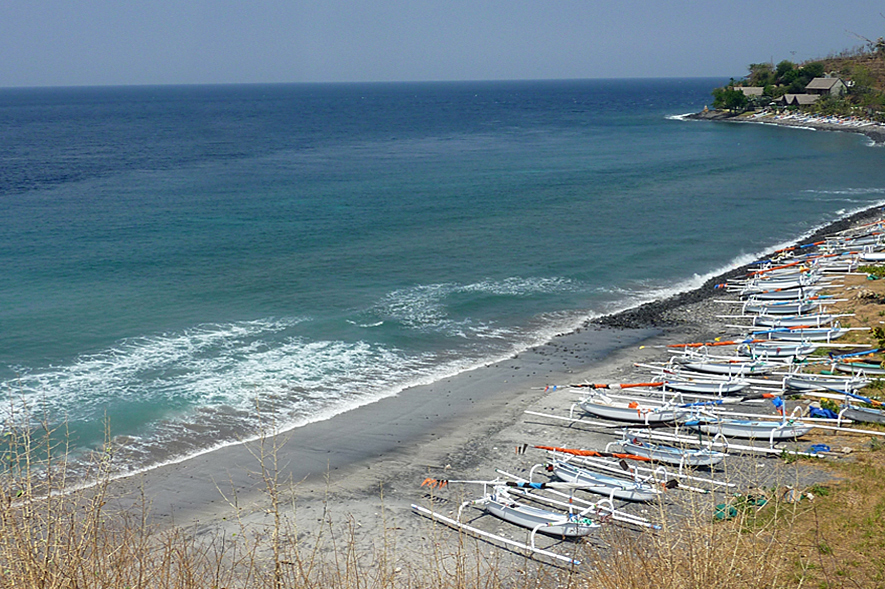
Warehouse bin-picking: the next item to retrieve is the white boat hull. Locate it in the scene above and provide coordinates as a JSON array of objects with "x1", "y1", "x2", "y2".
[
  {"x1": 484, "y1": 494, "x2": 597, "y2": 537},
  {"x1": 579, "y1": 399, "x2": 676, "y2": 424},
  {"x1": 744, "y1": 301, "x2": 819, "y2": 315},
  {"x1": 551, "y1": 462, "x2": 660, "y2": 502},
  {"x1": 783, "y1": 374, "x2": 867, "y2": 392},
  {"x1": 738, "y1": 342, "x2": 817, "y2": 359},
  {"x1": 768, "y1": 328, "x2": 846, "y2": 342},
  {"x1": 621, "y1": 439, "x2": 726, "y2": 467},
  {"x1": 677, "y1": 360, "x2": 779, "y2": 376},
  {"x1": 689, "y1": 419, "x2": 813, "y2": 440},
  {"x1": 746, "y1": 287, "x2": 821, "y2": 301},
  {"x1": 663, "y1": 379, "x2": 749, "y2": 395},
  {"x1": 752, "y1": 314, "x2": 835, "y2": 328},
  {"x1": 835, "y1": 362, "x2": 885, "y2": 375},
  {"x1": 842, "y1": 405, "x2": 885, "y2": 425}
]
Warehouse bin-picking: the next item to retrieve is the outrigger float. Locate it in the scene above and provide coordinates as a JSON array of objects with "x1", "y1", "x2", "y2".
[
  {"x1": 532, "y1": 446, "x2": 732, "y2": 491},
  {"x1": 545, "y1": 459, "x2": 665, "y2": 502},
  {"x1": 612, "y1": 436, "x2": 727, "y2": 468},
  {"x1": 574, "y1": 391, "x2": 678, "y2": 425},
  {"x1": 413, "y1": 473, "x2": 660, "y2": 566}
]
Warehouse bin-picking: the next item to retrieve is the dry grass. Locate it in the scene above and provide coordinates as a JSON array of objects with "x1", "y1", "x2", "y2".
[
  {"x1": 0, "y1": 406, "x2": 561, "y2": 589},
  {"x1": 816, "y1": 54, "x2": 885, "y2": 94},
  {"x1": 577, "y1": 445, "x2": 885, "y2": 589},
  {"x1": 3, "y1": 404, "x2": 885, "y2": 589},
  {"x1": 780, "y1": 450, "x2": 885, "y2": 588}
]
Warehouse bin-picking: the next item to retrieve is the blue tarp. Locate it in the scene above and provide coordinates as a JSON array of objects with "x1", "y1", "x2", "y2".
[{"x1": 808, "y1": 407, "x2": 838, "y2": 419}]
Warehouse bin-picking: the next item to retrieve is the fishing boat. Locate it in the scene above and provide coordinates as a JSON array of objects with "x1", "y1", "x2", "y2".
[
  {"x1": 830, "y1": 233, "x2": 884, "y2": 249},
  {"x1": 737, "y1": 341, "x2": 817, "y2": 359},
  {"x1": 685, "y1": 417, "x2": 813, "y2": 440},
  {"x1": 748, "y1": 263, "x2": 816, "y2": 276},
  {"x1": 671, "y1": 355, "x2": 781, "y2": 376},
  {"x1": 860, "y1": 250, "x2": 885, "y2": 262},
  {"x1": 577, "y1": 393, "x2": 677, "y2": 424},
  {"x1": 782, "y1": 372, "x2": 869, "y2": 393},
  {"x1": 743, "y1": 286, "x2": 822, "y2": 301},
  {"x1": 834, "y1": 361, "x2": 885, "y2": 376},
  {"x1": 767, "y1": 325, "x2": 848, "y2": 342},
  {"x1": 734, "y1": 274, "x2": 822, "y2": 293},
  {"x1": 743, "y1": 300, "x2": 820, "y2": 315},
  {"x1": 412, "y1": 502, "x2": 585, "y2": 566},
  {"x1": 413, "y1": 477, "x2": 600, "y2": 566},
  {"x1": 833, "y1": 389, "x2": 885, "y2": 424},
  {"x1": 841, "y1": 404, "x2": 885, "y2": 425},
  {"x1": 750, "y1": 313, "x2": 839, "y2": 328},
  {"x1": 747, "y1": 269, "x2": 819, "y2": 283},
  {"x1": 816, "y1": 259, "x2": 860, "y2": 273},
  {"x1": 475, "y1": 486, "x2": 599, "y2": 537},
  {"x1": 618, "y1": 437, "x2": 726, "y2": 467},
  {"x1": 549, "y1": 460, "x2": 661, "y2": 502},
  {"x1": 663, "y1": 378, "x2": 750, "y2": 395}
]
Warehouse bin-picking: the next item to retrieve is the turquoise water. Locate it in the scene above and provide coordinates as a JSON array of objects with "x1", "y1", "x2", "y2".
[{"x1": 2, "y1": 79, "x2": 884, "y2": 472}]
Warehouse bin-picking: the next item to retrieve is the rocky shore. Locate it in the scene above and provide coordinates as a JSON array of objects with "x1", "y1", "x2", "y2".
[
  {"x1": 687, "y1": 108, "x2": 885, "y2": 145},
  {"x1": 595, "y1": 204, "x2": 885, "y2": 330}
]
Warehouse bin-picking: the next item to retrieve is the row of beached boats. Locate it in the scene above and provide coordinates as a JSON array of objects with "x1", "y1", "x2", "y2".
[{"x1": 413, "y1": 218, "x2": 885, "y2": 565}]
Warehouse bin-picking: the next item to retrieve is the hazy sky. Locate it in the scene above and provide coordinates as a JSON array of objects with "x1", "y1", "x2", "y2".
[{"x1": 2, "y1": 1, "x2": 884, "y2": 87}]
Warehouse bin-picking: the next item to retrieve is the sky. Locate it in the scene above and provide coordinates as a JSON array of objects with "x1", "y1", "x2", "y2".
[{"x1": 1, "y1": 1, "x2": 884, "y2": 87}]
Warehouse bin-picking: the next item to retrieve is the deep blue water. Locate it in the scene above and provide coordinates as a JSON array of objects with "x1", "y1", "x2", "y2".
[{"x1": 2, "y1": 79, "x2": 884, "y2": 472}]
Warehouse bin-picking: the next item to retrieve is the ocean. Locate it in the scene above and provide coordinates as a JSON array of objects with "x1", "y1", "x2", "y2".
[{"x1": 2, "y1": 78, "x2": 884, "y2": 475}]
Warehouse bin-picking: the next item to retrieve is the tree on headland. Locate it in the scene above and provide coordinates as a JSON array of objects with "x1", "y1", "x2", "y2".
[
  {"x1": 799, "y1": 62, "x2": 825, "y2": 79},
  {"x1": 711, "y1": 87, "x2": 748, "y2": 111},
  {"x1": 776, "y1": 60, "x2": 795, "y2": 79},
  {"x1": 747, "y1": 63, "x2": 775, "y2": 87},
  {"x1": 776, "y1": 61, "x2": 825, "y2": 92}
]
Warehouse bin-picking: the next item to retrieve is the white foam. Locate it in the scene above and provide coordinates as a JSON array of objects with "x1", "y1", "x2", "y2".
[
  {"x1": 375, "y1": 277, "x2": 579, "y2": 337},
  {"x1": 347, "y1": 320, "x2": 384, "y2": 328},
  {"x1": 53, "y1": 338, "x2": 543, "y2": 495},
  {"x1": 671, "y1": 111, "x2": 885, "y2": 147},
  {"x1": 2, "y1": 317, "x2": 436, "y2": 426},
  {"x1": 802, "y1": 187, "x2": 885, "y2": 196},
  {"x1": 2, "y1": 275, "x2": 588, "y2": 467}
]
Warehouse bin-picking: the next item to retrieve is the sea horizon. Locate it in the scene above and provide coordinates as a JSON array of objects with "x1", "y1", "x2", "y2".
[{"x1": 0, "y1": 75, "x2": 734, "y2": 91}]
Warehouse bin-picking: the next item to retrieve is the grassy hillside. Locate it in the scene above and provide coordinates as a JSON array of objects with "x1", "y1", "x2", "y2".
[
  {"x1": 716, "y1": 39, "x2": 885, "y2": 118},
  {"x1": 816, "y1": 36, "x2": 885, "y2": 92}
]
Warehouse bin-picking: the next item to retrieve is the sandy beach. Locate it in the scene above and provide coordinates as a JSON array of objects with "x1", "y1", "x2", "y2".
[
  {"x1": 106, "y1": 323, "x2": 666, "y2": 561},
  {"x1": 101, "y1": 203, "x2": 885, "y2": 572}
]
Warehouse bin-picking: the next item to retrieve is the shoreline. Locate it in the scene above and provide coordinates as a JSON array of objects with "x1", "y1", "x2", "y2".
[
  {"x1": 98, "y1": 197, "x2": 885, "y2": 490},
  {"x1": 103, "y1": 201, "x2": 885, "y2": 569},
  {"x1": 686, "y1": 108, "x2": 885, "y2": 145},
  {"x1": 595, "y1": 201, "x2": 885, "y2": 330}
]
